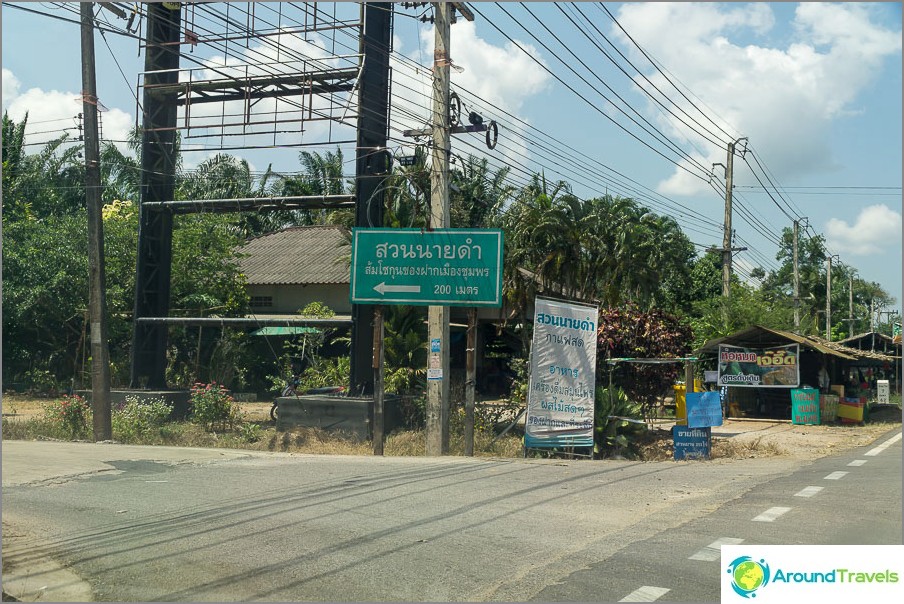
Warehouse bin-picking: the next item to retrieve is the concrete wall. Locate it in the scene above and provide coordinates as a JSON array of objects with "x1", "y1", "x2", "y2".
[{"x1": 275, "y1": 394, "x2": 404, "y2": 438}]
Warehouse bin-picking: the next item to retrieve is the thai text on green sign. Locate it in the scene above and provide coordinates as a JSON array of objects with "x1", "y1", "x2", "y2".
[{"x1": 350, "y1": 228, "x2": 503, "y2": 306}]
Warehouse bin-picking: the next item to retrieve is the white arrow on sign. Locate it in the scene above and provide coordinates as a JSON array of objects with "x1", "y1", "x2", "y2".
[{"x1": 373, "y1": 282, "x2": 421, "y2": 295}]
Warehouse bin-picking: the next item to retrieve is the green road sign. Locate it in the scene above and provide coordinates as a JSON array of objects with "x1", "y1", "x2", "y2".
[{"x1": 350, "y1": 228, "x2": 504, "y2": 306}]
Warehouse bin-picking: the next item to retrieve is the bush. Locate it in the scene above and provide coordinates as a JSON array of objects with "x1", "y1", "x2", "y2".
[
  {"x1": 189, "y1": 382, "x2": 240, "y2": 431},
  {"x1": 298, "y1": 357, "x2": 350, "y2": 390},
  {"x1": 42, "y1": 394, "x2": 92, "y2": 439},
  {"x1": 594, "y1": 385, "x2": 645, "y2": 458},
  {"x1": 112, "y1": 396, "x2": 173, "y2": 443}
]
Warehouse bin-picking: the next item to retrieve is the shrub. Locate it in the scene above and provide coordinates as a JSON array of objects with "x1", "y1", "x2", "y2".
[
  {"x1": 189, "y1": 382, "x2": 240, "y2": 431},
  {"x1": 298, "y1": 357, "x2": 350, "y2": 390},
  {"x1": 239, "y1": 422, "x2": 262, "y2": 443},
  {"x1": 594, "y1": 385, "x2": 646, "y2": 458},
  {"x1": 42, "y1": 394, "x2": 92, "y2": 439},
  {"x1": 112, "y1": 396, "x2": 173, "y2": 443}
]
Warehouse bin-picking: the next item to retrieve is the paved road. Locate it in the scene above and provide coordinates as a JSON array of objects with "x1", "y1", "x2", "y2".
[{"x1": 2, "y1": 431, "x2": 900, "y2": 602}]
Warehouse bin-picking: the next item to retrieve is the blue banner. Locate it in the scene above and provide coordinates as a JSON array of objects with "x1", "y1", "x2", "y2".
[
  {"x1": 674, "y1": 426, "x2": 711, "y2": 460},
  {"x1": 686, "y1": 391, "x2": 724, "y2": 428}
]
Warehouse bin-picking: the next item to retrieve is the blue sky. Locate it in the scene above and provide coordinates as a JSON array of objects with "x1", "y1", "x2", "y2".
[{"x1": 2, "y1": 2, "x2": 902, "y2": 314}]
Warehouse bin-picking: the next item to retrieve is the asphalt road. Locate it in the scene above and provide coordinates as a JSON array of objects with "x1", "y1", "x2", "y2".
[{"x1": 2, "y1": 430, "x2": 901, "y2": 602}]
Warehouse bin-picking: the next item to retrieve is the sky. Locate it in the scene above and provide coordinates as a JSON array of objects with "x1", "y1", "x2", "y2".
[{"x1": 2, "y1": 2, "x2": 902, "y2": 314}]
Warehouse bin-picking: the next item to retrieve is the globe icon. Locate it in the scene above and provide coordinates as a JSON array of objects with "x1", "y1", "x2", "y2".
[{"x1": 733, "y1": 560, "x2": 765, "y2": 592}]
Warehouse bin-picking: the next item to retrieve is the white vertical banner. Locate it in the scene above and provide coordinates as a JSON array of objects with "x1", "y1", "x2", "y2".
[{"x1": 525, "y1": 297, "x2": 598, "y2": 449}]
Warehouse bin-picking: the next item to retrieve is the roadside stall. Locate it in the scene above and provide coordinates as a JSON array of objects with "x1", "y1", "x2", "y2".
[{"x1": 694, "y1": 325, "x2": 896, "y2": 423}]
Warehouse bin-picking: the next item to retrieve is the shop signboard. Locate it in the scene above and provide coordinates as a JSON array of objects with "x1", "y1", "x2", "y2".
[
  {"x1": 524, "y1": 297, "x2": 598, "y2": 449},
  {"x1": 791, "y1": 388, "x2": 820, "y2": 425},
  {"x1": 685, "y1": 391, "x2": 724, "y2": 428},
  {"x1": 717, "y1": 344, "x2": 800, "y2": 388},
  {"x1": 673, "y1": 426, "x2": 711, "y2": 460}
]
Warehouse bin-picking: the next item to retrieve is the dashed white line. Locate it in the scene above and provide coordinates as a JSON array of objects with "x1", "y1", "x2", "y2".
[
  {"x1": 619, "y1": 586, "x2": 671, "y2": 602},
  {"x1": 753, "y1": 507, "x2": 792, "y2": 522},
  {"x1": 824, "y1": 471, "x2": 848, "y2": 480},
  {"x1": 847, "y1": 459, "x2": 868, "y2": 467},
  {"x1": 689, "y1": 537, "x2": 744, "y2": 561},
  {"x1": 794, "y1": 486, "x2": 824, "y2": 498},
  {"x1": 865, "y1": 432, "x2": 902, "y2": 456}
]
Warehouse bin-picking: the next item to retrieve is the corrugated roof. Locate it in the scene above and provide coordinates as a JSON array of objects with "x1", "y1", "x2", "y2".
[
  {"x1": 238, "y1": 226, "x2": 350, "y2": 285},
  {"x1": 695, "y1": 325, "x2": 899, "y2": 362}
]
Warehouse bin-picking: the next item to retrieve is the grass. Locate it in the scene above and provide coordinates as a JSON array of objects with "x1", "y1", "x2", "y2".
[{"x1": 0, "y1": 393, "x2": 524, "y2": 458}]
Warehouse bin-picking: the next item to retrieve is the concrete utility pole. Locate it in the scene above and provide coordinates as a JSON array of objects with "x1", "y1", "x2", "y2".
[
  {"x1": 426, "y1": 1, "x2": 452, "y2": 456},
  {"x1": 847, "y1": 273, "x2": 855, "y2": 337},
  {"x1": 825, "y1": 255, "x2": 833, "y2": 340},
  {"x1": 721, "y1": 141, "x2": 735, "y2": 304},
  {"x1": 716, "y1": 137, "x2": 747, "y2": 324},
  {"x1": 792, "y1": 219, "x2": 800, "y2": 333},
  {"x1": 80, "y1": 2, "x2": 112, "y2": 441}
]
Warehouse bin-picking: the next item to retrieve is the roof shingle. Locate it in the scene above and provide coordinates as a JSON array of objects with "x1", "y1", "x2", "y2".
[{"x1": 238, "y1": 226, "x2": 350, "y2": 285}]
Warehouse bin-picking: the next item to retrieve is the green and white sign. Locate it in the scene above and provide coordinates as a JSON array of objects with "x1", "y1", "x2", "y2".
[{"x1": 350, "y1": 228, "x2": 503, "y2": 306}]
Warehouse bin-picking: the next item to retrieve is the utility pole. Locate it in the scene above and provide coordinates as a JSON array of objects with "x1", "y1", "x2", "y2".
[
  {"x1": 426, "y1": 1, "x2": 452, "y2": 456},
  {"x1": 721, "y1": 141, "x2": 735, "y2": 304},
  {"x1": 825, "y1": 255, "x2": 833, "y2": 340},
  {"x1": 846, "y1": 273, "x2": 855, "y2": 338},
  {"x1": 715, "y1": 137, "x2": 747, "y2": 324},
  {"x1": 792, "y1": 219, "x2": 800, "y2": 333},
  {"x1": 81, "y1": 2, "x2": 112, "y2": 441}
]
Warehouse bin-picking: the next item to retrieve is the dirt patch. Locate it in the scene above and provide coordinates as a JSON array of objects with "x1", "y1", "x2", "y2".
[{"x1": 636, "y1": 418, "x2": 901, "y2": 461}]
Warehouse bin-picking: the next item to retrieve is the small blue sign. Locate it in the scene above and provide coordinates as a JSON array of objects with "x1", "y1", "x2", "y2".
[
  {"x1": 430, "y1": 338, "x2": 441, "y2": 354},
  {"x1": 686, "y1": 391, "x2": 724, "y2": 428},
  {"x1": 673, "y1": 426, "x2": 711, "y2": 460}
]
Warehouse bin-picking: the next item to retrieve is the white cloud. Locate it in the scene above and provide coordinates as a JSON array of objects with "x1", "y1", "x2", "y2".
[
  {"x1": 2, "y1": 68, "x2": 21, "y2": 107},
  {"x1": 2, "y1": 68, "x2": 133, "y2": 153},
  {"x1": 391, "y1": 20, "x2": 551, "y2": 168},
  {"x1": 612, "y1": 3, "x2": 902, "y2": 196},
  {"x1": 825, "y1": 204, "x2": 903, "y2": 256}
]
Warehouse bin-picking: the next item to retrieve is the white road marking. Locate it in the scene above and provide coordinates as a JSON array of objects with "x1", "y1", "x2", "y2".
[
  {"x1": 752, "y1": 507, "x2": 792, "y2": 522},
  {"x1": 619, "y1": 586, "x2": 671, "y2": 602},
  {"x1": 689, "y1": 537, "x2": 744, "y2": 561},
  {"x1": 794, "y1": 486, "x2": 824, "y2": 498},
  {"x1": 865, "y1": 432, "x2": 902, "y2": 456},
  {"x1": 847, "y1": 460, "x2": 868, "y2": 467},
  {"x1": 824, "y1": 471, "x2": 848, "y2": 480}
]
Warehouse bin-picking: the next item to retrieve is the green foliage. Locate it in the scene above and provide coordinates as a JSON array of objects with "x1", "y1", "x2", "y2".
[
  {"x1": 499, "y1": 189, "x2": 695, "y2": 317},
  {"x1": 593, "y1": 385, "x2": 645, "y2": 457},
  {"x1": 42, "y1": 394, "x2": 92, "y2": 439},
  {"x1": 382, "y1": 306, "x2": 427, "y2": 394},
  {"x1": 690, "y1": 281, "x2": 794, "y2": 348},
  {"x1": 504, "y1": 358, "x2": 530, "y2": 408},
  {"x1": 298, "y1": 357, "x2": 350, "y2": 390},
  {"x1": 239, "y1": 422, "x2": 263, "y2": 443},
  {"x1": 189, "y1": 382, "x2": 241, "y2": 431},
  {"x1": 112, "y1": 396, "x2": 173, "y2": 443}
]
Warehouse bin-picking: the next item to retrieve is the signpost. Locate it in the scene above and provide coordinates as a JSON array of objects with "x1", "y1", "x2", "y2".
[{"x1": 350, "y1": 228, "x2": 503, "y2": 307}]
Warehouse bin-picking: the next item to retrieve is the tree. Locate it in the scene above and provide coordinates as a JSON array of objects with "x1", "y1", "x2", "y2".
[{"x1": 596, "y1": 304, "x2": 693, "y2": 422}]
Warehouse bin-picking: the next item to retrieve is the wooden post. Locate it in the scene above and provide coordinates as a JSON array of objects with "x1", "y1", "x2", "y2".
[
  {"x1": 464, "y1": 308, "x2": 477, "y2": 456},
  {"x1": 372, "y1": 306, "x2": 384, "y2": 456}
]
